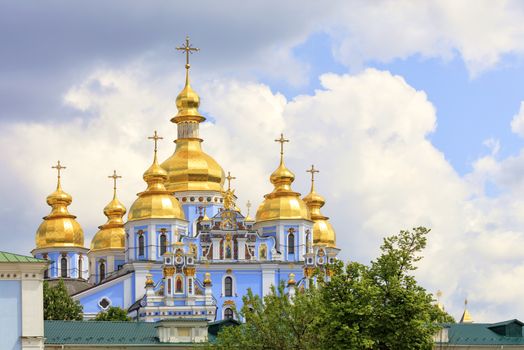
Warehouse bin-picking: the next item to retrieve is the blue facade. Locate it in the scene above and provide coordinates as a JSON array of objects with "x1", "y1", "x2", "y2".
[{"x1": 0, "y1": 281, "x2": 21, "y2": 350}]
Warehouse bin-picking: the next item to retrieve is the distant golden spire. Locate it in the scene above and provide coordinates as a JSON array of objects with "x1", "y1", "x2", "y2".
[
  {"x1": 460, "y1": 298, "x2": 473, "y2": 323},
  {"x1": 103, "y1": 170, "x2": 126, "y2": 224},
  {"x1": 245, "y1": 200, "x2": 254, "y2": 222},
  {"x1": 306, "y1": 164, "x2": 319, "y2": 192}
]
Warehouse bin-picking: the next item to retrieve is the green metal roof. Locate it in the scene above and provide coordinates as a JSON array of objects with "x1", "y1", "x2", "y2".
[
  {"x1": 45, "y1": 321, "x2": 165, "y2": 345},
  {"x1": 441, "y1": 320, "x2": 524, "y2": 345},
  {"x1": 0, "y1": 251, "x2": 46, "y2": 263}
]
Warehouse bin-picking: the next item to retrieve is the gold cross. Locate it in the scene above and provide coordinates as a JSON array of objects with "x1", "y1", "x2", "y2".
[
  {"x1": 176, "y1": 36, "x2": 199, "y2": 69},
  {"x1": 225, "y1": 171, "x2": 236, "y2": 191},
  {"x1": 274, "y1": 133, "x2": 289, "y2": 159},
  {"x1": 148, "y1": 130, "x2": 163, "y2": 153},
  {"x1": 306, "y1": 164, "x2": 319, "y2": 183},
  {"x1": 108, "y1": 170, "x2": 122, "y2": 191},
  {"x1": 52, "y1": 161, "x2": 66, "y2": 187}
]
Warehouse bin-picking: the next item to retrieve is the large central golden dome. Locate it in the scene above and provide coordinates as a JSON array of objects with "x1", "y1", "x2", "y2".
[
  {"x1": 256, "y1": 134, "x2": 310, "y2": 222},
  {"x1": 36, "y1": 163, "x2": 85, "y2": 249},
  {"x1": 161, "y1": 41, "x2": 225, "y2": 193}
]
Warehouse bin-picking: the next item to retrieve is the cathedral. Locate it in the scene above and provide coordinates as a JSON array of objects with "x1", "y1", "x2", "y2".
[{"x1": 30, "y1": 37, "x2": 340, "y2": 321}]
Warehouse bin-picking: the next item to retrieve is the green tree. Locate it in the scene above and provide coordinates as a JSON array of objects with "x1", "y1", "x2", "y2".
[
  {"x1": 43, "y1": 279, "x2": 83, "y2": 320},
  {"x1": 215, "y1": 227, "x2": 454, "y2": 350},
  {"x1": 317, "y1": 227, "x2": 454, "y2": 350},
  {"x1": 215, "y1": 284, "x2": 323, "y2": 349},
  {"x1": 94, "y1": 306, "x2": 131, "y2": 321}
]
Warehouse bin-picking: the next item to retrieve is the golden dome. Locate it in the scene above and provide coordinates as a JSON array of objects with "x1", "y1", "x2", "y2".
[
  {"x1": 128, "y1": 132, "x2": 186, "y2": 221},
  {"x1": 303, "y1": 165, "x2": 336, "y2": 248},
  {"x1": 162, "y1": 140, "x2": 225, "y2": 192},
  {"x1": 90, "y1": 171, "x2": 126, "y2": 252},
  {"x1": 162, "y1": 37, "x2": 225, "y2": 193},
  {"x1": 256, "y1": 134, "x2": 310, "y2": 222},
  {"x1": 36, "y1": 161, "x2": 85, "y2": 249}
]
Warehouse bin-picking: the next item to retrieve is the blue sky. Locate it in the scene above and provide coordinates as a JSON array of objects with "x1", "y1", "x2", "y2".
[{"x1": 3, "y1": 0, "x2": 524, "y2": 322}]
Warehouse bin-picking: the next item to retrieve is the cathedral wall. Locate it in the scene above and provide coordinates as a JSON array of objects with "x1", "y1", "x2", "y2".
[
  {"x1": 79, "y1": 279, "x2": 125, "y2": 317},
  {"x1": 0, "y1": 280, "x2": 21, "y2": 350}
]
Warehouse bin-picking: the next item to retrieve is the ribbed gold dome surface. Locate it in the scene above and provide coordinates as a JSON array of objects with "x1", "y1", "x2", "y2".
[
  {"x1": 36, "y1": 163, "x2": 85, "y2": 249},
  {"x1": 303, "y1": 166, "x2": 336, "y2": 248},
  {"x1": 91, "y1": 172, "x2": 127, "y2": 252},
  {"x1": 256, "y1": 135, "x2": 310, "y2": 222},
  {"x1": 128, "y1": 133, "x2": 185, "y2": 221},
  {"x1": 162, "y1": 139, "x2": 225, "y2": 192}
]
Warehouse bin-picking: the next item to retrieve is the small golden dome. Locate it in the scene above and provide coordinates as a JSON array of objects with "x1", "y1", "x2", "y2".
[
  {"x1": 128, "y1": 132, "x2": 185, "y2": 222},
  {"x1": 303, "y1": 165, "x2": 336, "y2": 248},
  {"x1": 256, "y1": 134, "x2": 310, "y2": 222},
  {"x1": 36, "y1": 161, "x2": 85, "y2": 249},
  {"x1": 91, "y1": 171, "x2": 127, "y2": 252}
]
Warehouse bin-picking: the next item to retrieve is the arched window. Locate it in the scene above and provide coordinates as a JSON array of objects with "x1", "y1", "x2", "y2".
[
  {"x1": 160, "y1": 233, "x2": 167, "y2": 256},
  {"x1": 43, "y1": 254, "x2": 49, "y2": 279},
  {"x1": 224, "y1": 308, "x2": 234, "y2": 319},
  {"x1": 288, "y1": 233, "x2": 295, "y2": 255},
  {"x1": 60, "y1": 256, "x2": 68, "y2": 278},
  {"x1": 138, "y1": 233, "x2": 145, "y2": 257},
  {"x1": 224, "y1": 276, "x2": 233, "y2": 297},
  {"x1": 78, "y1": 257, "x2": 83, "y2": 279},
  {"x1": 99, "y1": 261, "x2": 106, "y2": 281},
  {"x1": 175, "y1": 276, "x2": 183, "y2": 293}
]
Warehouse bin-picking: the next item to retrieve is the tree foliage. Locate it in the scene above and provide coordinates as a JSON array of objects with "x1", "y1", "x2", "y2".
[
  {"x1": 215, "y1": 227, "x2": 454, "y2": 350},
  {"x1": 94, "y1": 306, "x2": 131, "y2": 321},
  {"x1": 43, "y1": 279, "x2": 83, "y2": 320}
]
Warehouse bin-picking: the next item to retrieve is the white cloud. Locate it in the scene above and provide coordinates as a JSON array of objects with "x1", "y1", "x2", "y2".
[
  {"x1": 4, "y1": 61, "x2": 524, "y2": 323},
  {"x1": 511, "y1": 102, "x2": 524, "y2": 137}
]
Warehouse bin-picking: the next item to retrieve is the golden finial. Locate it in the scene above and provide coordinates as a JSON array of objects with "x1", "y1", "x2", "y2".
[
  {"x1": 460, "y1": 298, "x2": 473, "y2": 323},
  {"x1": 436, "y1": 290, "x2": 443, "y2": 300},
  {"x1": 246, "y1": 200, "x2": 251, "y2": 215},
  {"x1": 275, "y1": 133, "x2": 289, "y2": 163},
  {"x1": 306, "y1": 164, "x2": 319, "y2": 191},
  {"x1": 176, "y1": 36, "x2": 200, "y2": 83},
  {"x1": 52, "y1": 160, "x2": 66, "y2": 188},
  {"x1": 225, "y1": 171, "x2": 236, "y2": 191},
  {"x1": 108, "y1": 170, "x2": 122, "y2": 199}
]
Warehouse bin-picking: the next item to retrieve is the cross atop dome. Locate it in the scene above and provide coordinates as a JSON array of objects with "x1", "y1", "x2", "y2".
[
  {"x1": 225, "y1": 171, "x2": 236, "y2": 191},
  {"x1": 148, "y1": 130, "x2": 163, "y2": 153},
  {"x1": 275, "y1": 133, "x2": 289, "y2": 162},
  {"x1": 108, "y1": 170, "x2": 122, "y2": 196},
  {"x1": 52, "y1": 160, "x2": 66, "y2": 180},
  {"x1": 176, "y1": 36, "x2": 200, "y2": 81}
]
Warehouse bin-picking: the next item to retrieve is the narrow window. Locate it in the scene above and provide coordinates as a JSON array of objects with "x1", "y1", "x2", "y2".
[
  {"x1": 188, "y1": 278, "x2": 193, "y2": 294},
  {"x1": 43, "y1": 254, "x2": 49, "y2": 279},
  {"x1": 160, "y1": 233, "x2": 167, "y2": 256},
  {"x1": 288, "y1": 233, "x2": 295, "y2": 255},
  {"x1": 138, "y1": 233, "x2": 145, "y2": 257},
  {"x1": 224, "y1": 276, "x2": 233, "y2": 297},
  {"x1": 99, "y1": 261, "x2": 106, "y2": 281},
  {"x1": 167, "y1": 278, "x2": 172, "y2": 295},
  {"x1": 60, "y1": 256, "x2": 68, "y2": 278},
  {"x1": 78, "y1": 257, "x2": 83, "y2": 279},
  {"x1": 224, "y1": 308, "x2": 234, "y2": 319}
]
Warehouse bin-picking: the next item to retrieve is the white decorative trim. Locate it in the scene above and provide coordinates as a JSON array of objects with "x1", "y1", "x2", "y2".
[{"x1": 98, "y1": 296, "x2": 112, "y2": 310}]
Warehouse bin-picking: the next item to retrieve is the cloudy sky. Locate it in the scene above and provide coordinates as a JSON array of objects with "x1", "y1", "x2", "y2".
[{"x1": 3, "y1": 0, "x2": 524, "y2": 322}]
